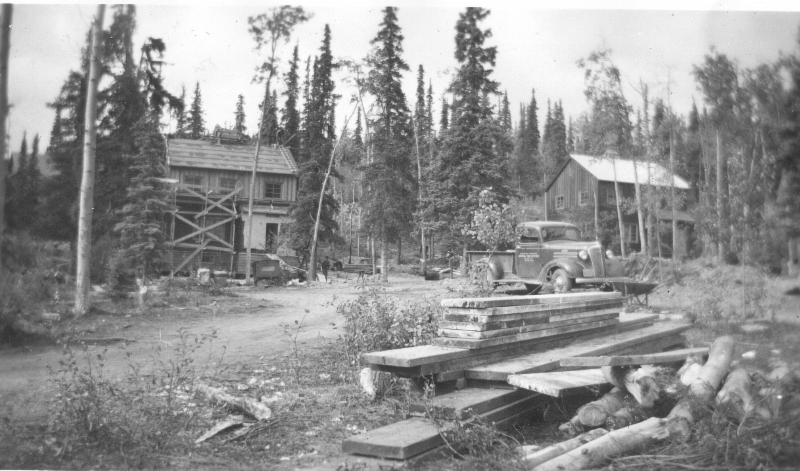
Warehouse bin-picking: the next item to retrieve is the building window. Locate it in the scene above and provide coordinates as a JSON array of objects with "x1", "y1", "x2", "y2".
[
  {"x1": 264, "y1": 182, "x2": 282, "y2": 199},
  {"x1": 219, "y1": 177, "x2": 239, "y2": 191},
  {"x1": 625, "y1": 223, "x2": 639, "y2": 243},
  {"x1": 555, "y1": 195, "x2": 565, "y2": 210},
  {"x1": 266, "y1": 223, "x2": 279, "y2": 253},
  {"x1": 579, "y1": 191, "x2": 589, "y2": 206},
  {"x1": 183, "y1": 175, "x2": 203, "y2": 188},
  {"x1": 606, "y1": 187, "x2": 616, "y2": 204}
]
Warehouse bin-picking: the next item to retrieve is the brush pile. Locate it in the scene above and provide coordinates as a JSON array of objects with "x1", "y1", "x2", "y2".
[{"x1": 518, "y1": 336, "x2": 800, "y2": 470}]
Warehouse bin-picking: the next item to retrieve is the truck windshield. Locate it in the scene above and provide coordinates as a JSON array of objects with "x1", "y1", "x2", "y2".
[
  {"x1": 519, "y1": 226, "x2": 540, "y2": 243},
  {"x1": 541, "y1": 226, "x2": 581, "y2": 242}
]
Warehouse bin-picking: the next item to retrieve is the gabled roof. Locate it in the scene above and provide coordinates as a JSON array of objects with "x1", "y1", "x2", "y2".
[
  {"x1": 166, "y1": 139, "x2": 298, "y2": 175},
  {"x1": 547, "y1": 154, "x2": 690, "y2": 191}
]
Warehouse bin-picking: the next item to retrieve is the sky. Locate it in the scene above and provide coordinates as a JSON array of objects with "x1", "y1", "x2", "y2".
[{"x1": 6, "y1": 1, "x2": 800, "y2": 156}]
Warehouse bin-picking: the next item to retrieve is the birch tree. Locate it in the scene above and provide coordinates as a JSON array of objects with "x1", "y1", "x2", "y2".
[
  {"x1": 246, "y1": 6, "x2": 310, "y2": 283},
  {"x1": 0, "y1": 4, "x2": 10, "y2": 267},
  {"x1": 74, "y1": 4, "x2": 105, "y2": 316}
]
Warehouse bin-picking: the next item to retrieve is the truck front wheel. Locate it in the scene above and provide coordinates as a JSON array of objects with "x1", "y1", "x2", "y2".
[{"x1": 550, "y1": 268, "x2": 574, "y2": 293}]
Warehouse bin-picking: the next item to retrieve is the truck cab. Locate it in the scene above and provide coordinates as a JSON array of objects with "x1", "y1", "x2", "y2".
[{"x1": 469, "y1": 221, "x2": 626, "y2": 292}]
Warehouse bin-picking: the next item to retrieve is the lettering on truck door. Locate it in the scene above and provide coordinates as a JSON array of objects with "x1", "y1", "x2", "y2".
[{"x1": 516, "y1": 226, "x2": 543, "y2": 278}]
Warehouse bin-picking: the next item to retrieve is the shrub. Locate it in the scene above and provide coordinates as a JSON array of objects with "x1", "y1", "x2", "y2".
[{"x1": 338, "y1": 284, "x2": 441, "y2": 366}]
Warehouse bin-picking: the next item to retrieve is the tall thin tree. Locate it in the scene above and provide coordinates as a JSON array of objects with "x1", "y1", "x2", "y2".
[{"x1": 75, "y1": 4, "x2": 105, "y2": 316}]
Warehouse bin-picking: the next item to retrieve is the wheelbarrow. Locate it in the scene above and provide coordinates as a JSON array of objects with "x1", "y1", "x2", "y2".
[{"x1": 611, "y1": 280, "x2": 659, "y2": 307}]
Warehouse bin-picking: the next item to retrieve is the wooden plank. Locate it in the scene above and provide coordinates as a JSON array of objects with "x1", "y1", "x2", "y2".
[
  {"x1": 433, "y1": 318, "x2": 620, "y2": 349},
  {"x1": 464, "y1": 322, "x2": 692, "y2": 381},
  {"x1": 341, "y1": 417, "x2": 447, "y2": 460},
  {"x1": 442, "y1": 300, "x2": 623, "y2": 325},
  {"x1": 445, "y1": 297, "x2": 622, "y2": 318},
  {"x1": 362, "y1": 314, "x2": 658, "y2": 370},
  {"x1": 508, "y1": 369, "x2": 607, "y2": 397},
  {"x1": 421, "y1": 325, "x2": 617, "y2": 376},
  {"x1": 440, "y1": 291, "x2": 622, "y2": 309},
  {"x1": 438, "y1": 312, "x2": 619, "y2": 339},
  {"x1": 342, "y1": 393, "x2": 547, "y2": 460},
  {"x1": 408, "y1": 387, "x2": 528, "y2": 420},
  {"x1": 558, "y1": 346, "x2": 708, "y2": 368}
]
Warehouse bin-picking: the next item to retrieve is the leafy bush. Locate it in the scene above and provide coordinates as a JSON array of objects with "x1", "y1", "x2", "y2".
[
  {"x1": 1, "y1": 234, "x2": 68, "y2": 337},
  {"x1": 337, "y1": 284, "x2": 441, "y2": 366}
]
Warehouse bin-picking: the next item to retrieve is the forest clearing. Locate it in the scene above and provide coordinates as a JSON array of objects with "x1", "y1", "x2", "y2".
[{"x1": 2, "y1": 4, "x2": 800, "y2": 470}]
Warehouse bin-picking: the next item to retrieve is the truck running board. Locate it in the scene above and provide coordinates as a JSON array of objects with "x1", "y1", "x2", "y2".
[{"x1": 494, "y1": 279, "x2": 542, "y2": 286}]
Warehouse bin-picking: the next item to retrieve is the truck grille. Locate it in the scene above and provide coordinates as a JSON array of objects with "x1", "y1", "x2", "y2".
[{"x1": 588, "y1": 245, "x2": 605, "y2": 277}]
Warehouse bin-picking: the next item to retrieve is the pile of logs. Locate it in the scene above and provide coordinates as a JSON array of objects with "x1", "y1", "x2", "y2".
[{"x1": 518, "y1": 336, "x2": 799, "y2": 470}]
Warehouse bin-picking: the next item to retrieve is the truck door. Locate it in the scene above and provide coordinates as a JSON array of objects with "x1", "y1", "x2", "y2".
[{"x1": 516, "y1": 226, "x2": 544, "y2": 278}]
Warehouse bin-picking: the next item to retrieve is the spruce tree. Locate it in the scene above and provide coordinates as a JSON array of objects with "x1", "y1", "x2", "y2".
[
  {"x1": 189, "y1": 81, "x2": 206, "y2": 139},
  {"x1": 415, "y1": 65, "x2": 427, "y2": 133},
  {"x1": 501, "y1": 91, "x2": 512, "y2": 133},
  {"x1": 111, "y1": 111, "x2": 169, "y2": 287},
  {"x1": 174, "y1": 85, "x2": 188, "y2": 137},
  {"x1": 440, "y1": 98, "x2": 449, "y2": 131},
  {"x1": 518, "y1": 89, "x2": 542, "y2": 196},
  {"x1": 287, "y1": 25, "x2": 339, "y2": 269},
  {"x1": 234, "y1": 94, "x2": 247, "y2": 135},
  {"x1": 430, "y1": 7, "x2": 511, "y2": 258},
  {"x1": 354, "y1": 107, "x2": 363, "y2": 146},
  {"x1": 282, "y1": 44, "x2": 301, "y2": 155},
  {"x1": 363, "y1": 6, "x2": 415, "y2": 281}
]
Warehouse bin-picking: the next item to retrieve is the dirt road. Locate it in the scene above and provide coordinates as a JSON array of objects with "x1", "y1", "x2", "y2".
[{"x1": 0, "y1": 274, "x2": 449, "y2": 398}]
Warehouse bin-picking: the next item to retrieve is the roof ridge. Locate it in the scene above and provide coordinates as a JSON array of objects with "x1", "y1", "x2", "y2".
[{"x1": 278, "y1": 146, "x2": 299, "y2": 174}]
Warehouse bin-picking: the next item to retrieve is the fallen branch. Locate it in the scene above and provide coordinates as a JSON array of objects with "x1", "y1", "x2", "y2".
[
  {"x1": 195, "y1": 383, "x2": 272, "y2": 421},
  {"x1": 524, "y1": 428, "x2": 607, "y2": 468},
  {"x1": 195, "y1": 417, "x2": 244, "y2": 444}
]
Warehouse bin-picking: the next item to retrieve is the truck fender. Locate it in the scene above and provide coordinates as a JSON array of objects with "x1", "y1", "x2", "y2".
[{"x1": 537, "y1": 259, "x2": 583, "y2": 282}]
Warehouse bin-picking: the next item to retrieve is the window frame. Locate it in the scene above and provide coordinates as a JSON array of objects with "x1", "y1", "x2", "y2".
[
  {"x1": 183, "y1": 174, "x2": 203, "y2": 188},
  {"x1": 624, "y1": 223, "x2": 639, "y2": 243},
  {"x1": 606, "y1": 187, "x2": 616, "y2": 204},
  {"x1": 555, "y1": 195, "x2": 565, "y2": 210},
  {"x1": 263, "y1": 181, "x2": 283, "y2": 200},
  {"x1": 579, "y1": 191, "x2": 589, "y2": 206},
  {"x1": 219, "y1": 177, "x2": 239, "y2": 192}
]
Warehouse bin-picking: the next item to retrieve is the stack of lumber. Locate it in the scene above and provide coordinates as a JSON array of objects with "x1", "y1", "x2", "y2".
[
  {"x1": 435, "y1": 292, "x2": 624, "y2": 349},
  {"x1": 345, "y1": 291, "x2": 695, "y2": 464}
]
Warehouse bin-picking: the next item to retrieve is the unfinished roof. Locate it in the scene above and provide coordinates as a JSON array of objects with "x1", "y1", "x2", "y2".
[
  {"x1": 167, "y1": 139, "x2": 298, "y2": 175},
  {"x1": 567, "y1": 154, "x2": 690, "y2": 189}
]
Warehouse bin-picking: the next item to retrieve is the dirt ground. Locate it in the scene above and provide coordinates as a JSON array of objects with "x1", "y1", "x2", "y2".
[
  {"x1": 2, "y1": 266, "x2": 799, "y2": 470},
  {"x1": 0, "y1": 272, "x2": 450, "y2": 398}
]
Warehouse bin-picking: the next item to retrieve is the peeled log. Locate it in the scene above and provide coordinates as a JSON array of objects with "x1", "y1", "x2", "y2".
[
  {"x1": 524, "y1": 428, "x2": 608, "y2": 468},
  {"x1": 606, "y1": 405, "x2": 652, "y2": 430},
  {"x1": 667, "y1": 335, "x2": 735, "y2": 439},
  {"x1": 577, "y1": 387, "x2": 630, "y2": 427},
  {"x1": 601, "y1": 365, "x2": 660, "y2": 408},
  {"x1": 196, "y1": 383, "x2": 272, "y2": 421},
  {"x1": 533, "y1": 417, "x2": 669, "y2": 471},
  {"x1": 534, "y1": 337, "x2": 736, "y2": 471},
  {"x1": 715, "y1": 367, "x2": 760, "y2": 421}
]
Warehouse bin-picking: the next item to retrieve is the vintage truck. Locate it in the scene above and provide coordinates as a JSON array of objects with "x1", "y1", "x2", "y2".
[{"x1": 467, "y1": 221, "x2": 634, "y2": 293}]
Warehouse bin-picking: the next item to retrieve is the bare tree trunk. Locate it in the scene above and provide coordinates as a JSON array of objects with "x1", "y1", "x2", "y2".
[
  {"x1": 669, "y1": 106, "x2": 679, "y2": 259},
  {"x1": 592, "y1": 178, "x2": 599, "y2": 240},
  {"x1": 631, "y1": 158, "x2": 646, "y2": 254},
  {"x1": 716, "y1": 128, "x2": 728, "y2": 260},
  {"x1": 701, "y1": 122, "x2": 715, "y2": 257},
  {"x1": 74, "y1": 5, "x2": 105, "y2": 317},
  {"x1": 381, "y1": 227, "x2": 388, "y2": 282},
  {"x1": 245, "y1": 81, "x2": 271, "y2": 284},
  {"x1": 413, "y1": 118, "x2": 425, "y2": 274},
  {"x1": 308, "y1": 107, "x2": 357, "y2": 282},
  {"x1": 612, "y1": 157, "x2": 626, "y2": 258},
  {"x1": 0, "y1": 4, "x2": 11, "y2": 267}
]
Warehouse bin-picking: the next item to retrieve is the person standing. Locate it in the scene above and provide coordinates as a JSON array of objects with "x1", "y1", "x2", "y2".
[{"x1": 321, "y1": 256, "x2": 330, "y2": 282}]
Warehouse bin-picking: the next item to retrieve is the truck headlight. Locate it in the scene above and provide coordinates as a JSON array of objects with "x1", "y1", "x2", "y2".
[
  {"x1": 605, "y1": 250, "x2": 615, "y2": 259},
  {"x1": 578, "y1": 250, "x2": 589, "y2": 261}
]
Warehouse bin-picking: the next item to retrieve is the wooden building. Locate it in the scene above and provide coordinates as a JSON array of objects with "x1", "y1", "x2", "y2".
[
  {"x1": 544, "y1": 153, "x2": 693, "y2": 256},
  {"x1": 164, "y1": 130, "x2": 299, "y2": 276}
]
